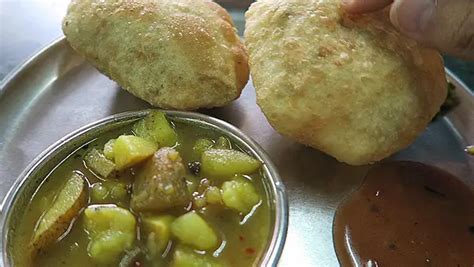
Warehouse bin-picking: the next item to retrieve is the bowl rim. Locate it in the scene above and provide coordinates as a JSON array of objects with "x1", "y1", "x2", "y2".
[{"x1": 0, "y1": 109, "x2": 288, "y2": 267}]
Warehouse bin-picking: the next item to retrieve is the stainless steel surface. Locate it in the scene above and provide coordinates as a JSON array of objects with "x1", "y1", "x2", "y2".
[
  {"x1": 0, "y1": 110, "x2": 288, "y2": 267},
  {"x1": 0, "y1": 36, "x2": 473, "y2": 265},
  {"x1": 0, "y1": 0, "x2": 70, "y2": 80}
]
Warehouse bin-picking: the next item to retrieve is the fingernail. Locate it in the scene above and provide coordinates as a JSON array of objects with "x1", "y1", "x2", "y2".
[
  {"x1": 391, "y1": 0, "x2": 435, "y2": 33},
  {"x1": 342, "y1": 0, "x2": 353, "y2": 8}
]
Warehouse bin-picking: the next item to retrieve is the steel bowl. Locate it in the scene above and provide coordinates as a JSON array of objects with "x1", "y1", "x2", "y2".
[{"x1": 0, "y1": 110, "x2": 288, "y2": 266}]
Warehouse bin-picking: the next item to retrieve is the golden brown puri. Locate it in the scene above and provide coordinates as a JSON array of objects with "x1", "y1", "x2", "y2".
[
  {"x1": 63, "y1": 0, "x2": 249, "y2": 110},
  {"x1": 245, "y1": 0, "x2": 447, "y2": 166}
]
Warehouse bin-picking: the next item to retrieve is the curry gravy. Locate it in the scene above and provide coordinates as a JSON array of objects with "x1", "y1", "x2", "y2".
[
  {"x1": 11, "y1": 121, "x2": 270, "y2": 267},
  {"x1": 334, "y1": 161, "x2": 474, "y2": 266}
]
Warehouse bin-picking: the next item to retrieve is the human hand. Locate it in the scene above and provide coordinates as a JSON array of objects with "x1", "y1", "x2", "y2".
[{"x1": 343, "y1": 0, "x2": 474, "y2": 59}]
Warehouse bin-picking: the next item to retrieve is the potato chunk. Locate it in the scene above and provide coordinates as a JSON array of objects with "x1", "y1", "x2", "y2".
[
  {"x1": 133, "y1": 111, "x2": 178, "y2": 147},
  {"x1": 172, "y1": 245, "x2": 224, "y2": 267},
  {"x1": 131, "y1": 148, "x2": 190, "y2": 212},
  {"x1": 84, "y1": 205, "x2": 136, "y2": 265},
  {"x1": 214, "y1": 136, "x2": 232, "y2": 150},
  {"x1": 201, "y1": 149, "x2": 262, "y2": 177},
  {"x1": 222, "y1": 177, "x2": 260, "y2": 214},
  {"x1": 171, "y1": 211, "x2": 218, "y2": 250},
  {"x1": 142, "y1": 215, "x2": 175, "y2": 256},
  {"x1": 29, "y1": 172, "x2": 87, "y2": 258},
  {"x1": 113, "y1": 135, "x2": 158, "y2": 170}
]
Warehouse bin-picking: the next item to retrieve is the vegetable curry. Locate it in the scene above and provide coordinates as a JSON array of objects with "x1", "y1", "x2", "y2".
[{"x1": 10, "y1": 111, "x2": 270, "y2": 267}]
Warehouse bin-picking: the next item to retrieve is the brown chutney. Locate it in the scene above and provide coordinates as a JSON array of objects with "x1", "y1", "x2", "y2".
[{"x1": 334, "y1": 161, "x2": 474, "y2": 266}]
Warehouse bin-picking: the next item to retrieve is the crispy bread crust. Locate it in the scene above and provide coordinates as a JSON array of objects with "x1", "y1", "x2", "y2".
[
  {"x1": 245, "y1": 0, "x2": 447, "y2": 165},
  {"x1": 63, "y1": 0, "x2": 249, "y2": 110}
]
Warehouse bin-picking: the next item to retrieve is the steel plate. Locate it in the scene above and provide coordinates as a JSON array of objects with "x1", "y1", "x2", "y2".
[{"x1": 0, "y1": 37, "x2": 473, "y2": 266}]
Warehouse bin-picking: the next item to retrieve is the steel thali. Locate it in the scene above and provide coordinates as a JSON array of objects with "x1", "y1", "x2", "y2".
[{"x1": 0, "y1": 12, "x2": 473, "y2": 267}]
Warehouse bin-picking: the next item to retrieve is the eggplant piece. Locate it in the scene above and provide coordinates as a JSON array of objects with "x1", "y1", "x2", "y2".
[
  {"x1": 103, "y1": 139, "x2": 116, "y2": 160},
  {"x1": 133, "y1": 111, "x2": 178, "y2": 147},
  {"x1": 119, "y1": 246, "x2": 145, "y2": 267},
  {"x1": 84, "y1": 148, "x2": 116, "y2": 178},
  {"x1": 192, "y1": 138, "x2": 214, "y2": 156},
  {"x1": 131, "y1": 148, "x2": 190, "y2": 212},
  {"x1": 214, "y1": 136, "x2": 232, "y2": 150}
]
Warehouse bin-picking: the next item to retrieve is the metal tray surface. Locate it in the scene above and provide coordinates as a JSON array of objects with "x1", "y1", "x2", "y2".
[{"x1": 0, "y1": 37, "x2": 473, "y2": 266}]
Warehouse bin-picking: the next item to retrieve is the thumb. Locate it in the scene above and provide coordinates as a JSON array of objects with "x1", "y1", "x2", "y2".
[{"x1": 390, "y1": 0, "x2": 474, "y2": 59}]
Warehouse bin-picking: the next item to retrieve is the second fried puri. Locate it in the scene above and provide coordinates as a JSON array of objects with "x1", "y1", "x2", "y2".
[
  {"x1": 245, "y1": 0, "x2": 447, "y2": 165},
  {"x1": 63, "y1": 0, "x2": 249, "y2": 110}
]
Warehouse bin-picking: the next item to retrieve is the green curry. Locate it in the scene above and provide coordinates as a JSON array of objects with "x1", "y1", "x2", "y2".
[{"x1": 10, "y1": 111, "x2": 270, "y2": 267}]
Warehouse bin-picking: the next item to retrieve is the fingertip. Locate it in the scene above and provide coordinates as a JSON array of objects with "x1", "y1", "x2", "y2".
[
  {"x1": 341, "y1": 0, "x2": 355, "y2": 11},
  {"x1": 342, "y1": 0, "x2": 393, "y2": 14},
  {"x1": 341, "y1": 0, "x2": 362, "y2": 14},
  {"x1": 391, "y1": 0, "x2": 473, "y2": 60},
  {"x1": 390, "y1": 0, "x2": 434, "y2": 33},
  {"x1": 389, "y1": 2, "x2": 401, "y2": 30}
]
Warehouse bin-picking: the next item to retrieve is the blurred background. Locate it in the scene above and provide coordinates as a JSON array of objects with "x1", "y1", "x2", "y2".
[{"x1": 1, "y1": 0, "x2": 472, "y2": 89}]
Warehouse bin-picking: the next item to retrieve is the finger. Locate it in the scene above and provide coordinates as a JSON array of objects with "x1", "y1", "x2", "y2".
[
  {"x1": 343, "y1": 0, "x2": 393, "y2": 13},
  {"x1": 390, "y1": 0, "x2": 474, "y2": 59}
]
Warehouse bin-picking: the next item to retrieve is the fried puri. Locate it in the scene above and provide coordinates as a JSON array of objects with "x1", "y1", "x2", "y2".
[
  {"x1": 245, "y1": 0, "x2": 447, "y2": 165},
  {"x1": 63, "y1": 0, "x2": 248, "y2": 110}
]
